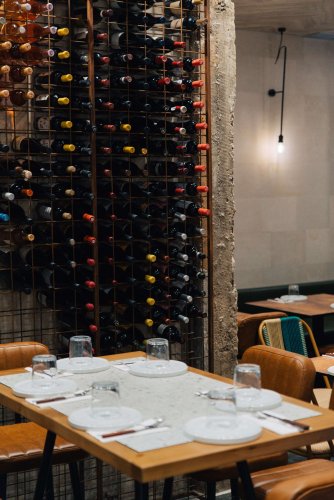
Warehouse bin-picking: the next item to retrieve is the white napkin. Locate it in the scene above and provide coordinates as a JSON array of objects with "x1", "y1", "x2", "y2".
[
  {"x1": 26, "y1": 395, "x2": 91, "y2": 408},
  {"x1": 250, "y1": 416, "x2": 302, "y2": 435},
  {"x1": 88, "y1": 426, "x2": 171, "y2": 443},
  {"x1": 116, "y1": 428, "x2": 192, "y2": 451}
]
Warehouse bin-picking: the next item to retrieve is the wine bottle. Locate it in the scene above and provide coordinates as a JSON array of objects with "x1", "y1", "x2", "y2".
[
  {"x1": 0, "y1": 201, "x2": 31, "y2": 223},
  {"x1": 94, "y1": 75, "x2": 110, "y2": 88},
  {"x1": 56, "y1": 311, "x2": 97, "y2": 334},
  {"x1": 35, "y1": 202, "x2": 72, "y2": 221},
  {"x1": 109, "y1": 31, "x2": 154, "y2": 50},
  {"x1": 95, "y1": 97, "x2": 114, "y2": 110},
  {"x1": 93, "y1": 52, "x2": 110, "y2": 65},
  {"x1": 163, "y1": 280, "x2": 193, "y2": 302},
  {"x1": 162, "y1": 120, "x2": 208, "y2": 136},
  {"x1": 168, "y1": 15, "x2": 202, "y2": 31},
  {"x1": 72, "y1": 6, "x2": 115, "y2": 24},
  {"x1": 152, "y1": 323, "x2": 183, "y2": 342},
  {"x1": 173, "y1": 199, "x2": 210, "y2": 217},
  {"x1": 22, "y1": 0, "x2": 54, "y2": 21},
  {"x1": 19, "y1": 244, "x2": 76, "y2": 269},
  {"x1": 153, "y1": 36, "x2": 186, "y2": 51},
  {"x1": 170, "y1": 78, "x2": 204, "y2": 93},
  {"x1": 35, "y1": 115, "x2": 73, "y2": 131},
  {"x1": 34, "y1": 71, "x2": 73, "y2": 89},
  {"x1": 19, "y1": 23, "x2": 58, "y2": 42},
  {"x1": 168, "y1": 182, "x2": 209, "y2": 196},
  {"x1": 109, "y1": 51, "x2": 133, "y2": 66},
  {"x1": 35, "y1": 93, "x2": 70, "y2": 107},
  {"x1": 148, "y1": 160, "x2": 189, "y2": 176},
  {"x1": 2, "y1": 0, "x2": 32, "y2": 18},
  {"x1": 5, "y1": 89, "x2": 35, "y2": 107},
  {"x1": 0, "y1": 22, "x2": 26, "y2": 43},
  {"x1": 185, "y1": 243, "x2": 206, "y2": 260},
  {"x1": 133, "y1": 75, "x2": 170, "y2": 91},
  {"x1": 50, "y1": 48, "x2": 71, "y2": 61},
  {"x1": 72, "y1": 224, "x2": 96, "y2": 245},
  {"x1": 8, "y1": 179, "x2": 33, "y2": 198},
  {"x1": 72, "y1": 74, "x2": 90, "y2": 87},
  {"x1": 73, "y1": 28, "x2": 108, "y2": 44},
  {"x1": 98, "y1": 220, "x2": 133, "y2": 242},
  {"x1": 37, "y1": 288, "x2": 94, "y2": 312},
  {"x1": 71, "y1": 96, "x2": 92, "y2": 110},
  {"x1": 166, "y1": 0, "x2": 202, "y2": 15},
  {"x1": 0, "y1": 158, "x2": 32, "y2": 179},
  {"x1": 0, "y1": 227, "x2": 34, "y2": 245},
  {"x1": 8, "y1": 65, "x2": 33, "y2": 83}
]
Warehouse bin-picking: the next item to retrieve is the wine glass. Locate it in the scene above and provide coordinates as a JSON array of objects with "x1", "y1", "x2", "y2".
[
  {"x1": 31, "y1": 354, "x2": 57, "y2": 390},
  {"x1": 69, "y1": 335, "x2": 93, "y2": 368},
  {"x1": 233, "y1": 363, "x2": 261, "y2": 411}
]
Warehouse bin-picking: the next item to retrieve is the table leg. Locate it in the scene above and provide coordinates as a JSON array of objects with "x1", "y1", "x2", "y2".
[
  {"x1": 237, "y1": 460, "x2": 256, "y2": 500},
  {"x1": 134, "y1": 481, "x2": 149, "y2": 500},
  {"x1": 33, "y1": 430, "x2": 56, "y2": 500}
]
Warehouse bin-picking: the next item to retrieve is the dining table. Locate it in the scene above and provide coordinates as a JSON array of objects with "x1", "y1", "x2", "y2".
[
  {"x1": 246, "y1": 293, "x2": 334, "y2": 338},
  {"x1": 1, "y1": 351, "x2": 334, "y2": 500}
]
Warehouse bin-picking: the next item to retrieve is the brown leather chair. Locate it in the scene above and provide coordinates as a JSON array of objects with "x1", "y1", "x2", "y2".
[
  {"x1": 251, "y1": 459, "x2": 334, "y2": 499},
  {"x1": 237, "y1": 311, "x2": 287, "y2": 359},
  {"x1": 163, "y1": 346, "x2": 316, "y2": 500},
  {"x1": 0, "y1": 342, "x2": 86, "y2": 499}
]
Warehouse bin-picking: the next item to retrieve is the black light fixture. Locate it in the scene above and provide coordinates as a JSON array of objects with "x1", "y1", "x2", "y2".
[{"x1": 268, "y1": 27, "x2": 287, "y2": 154}]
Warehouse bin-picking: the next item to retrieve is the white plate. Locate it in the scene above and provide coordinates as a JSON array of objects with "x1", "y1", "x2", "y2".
[
  {"x1": 236, "y1": 388, "x2": 282, "y2": 412},
  {"x1": 57, "y1": 357, "x2": 110, "y2": 374},
  {"x1": 13, "y1": 378, "x2": 77, "y2": 398},
  {"x1": 184, "y1": 415, "x2": 262, "y2": 444},
  {"x1": 280, "y1": 295, "x2": 307, "y2": 302},
  {"x1": 129, "y1": 360, "x2": 188, "y2": 378},
  {"x1": 68, "y1": 406, "x2": 142, "y2": 431},
  {"x1": 327, "y1": 366, "x2": 334, "y2": 375}
]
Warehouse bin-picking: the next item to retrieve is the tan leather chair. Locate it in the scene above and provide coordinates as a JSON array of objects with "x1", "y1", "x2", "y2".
[
  {"x1": 163, "y1": 346, "x2": 316, "y2": 500},
  {"x1": 237, "y1": 312, "x2": 287, "y2": 359},
  {"x1": 251, "y1": 458, "x2": 334, "y2": 499},
  {"x1": 0, "y1": 342, "x2": 86, "y2": 499}
]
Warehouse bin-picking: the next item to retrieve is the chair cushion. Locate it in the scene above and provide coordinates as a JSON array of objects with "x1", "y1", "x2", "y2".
[
  {"x1": 251, "y1": 458, "x2": 334, "y2": 499},
  {"x1": 0, "y1": 422, "x2": 86, "y2": 473},
  {"x1": 0, "y1": 342, "x2": 49, "y2": 371},
  {"x1": 189, "y1": 452, "x2": 288, "y2": 482}
]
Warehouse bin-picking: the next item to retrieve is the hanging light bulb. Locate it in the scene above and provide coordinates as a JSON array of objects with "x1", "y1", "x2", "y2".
[{"x1": 277, "y1": 134, "x2": 284, "y2": 154}]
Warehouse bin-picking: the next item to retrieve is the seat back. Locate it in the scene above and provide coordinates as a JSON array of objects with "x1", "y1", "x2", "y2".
[
  {"x1": 242, "y1": 345, "x2": 316, "y2": 402},
  {"x1": 259, "y1": 316, "x2": 321, "y2": 358},
  {"x1": 0, "y1": 342, "x2": 49, "y2": 370},
  {"x1": 237, "y1": 311, "x2": 287, "y2": 358}
]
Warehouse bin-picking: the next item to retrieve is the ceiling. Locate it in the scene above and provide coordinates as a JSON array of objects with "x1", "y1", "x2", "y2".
[{"x1": 233, "y1": 0, "x2": 334, "y2": 38}]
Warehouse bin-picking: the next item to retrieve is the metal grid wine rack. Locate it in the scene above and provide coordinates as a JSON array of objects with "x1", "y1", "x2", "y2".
[{"x1": 0, "y1": 0, "x2": 210, "y2": 497}]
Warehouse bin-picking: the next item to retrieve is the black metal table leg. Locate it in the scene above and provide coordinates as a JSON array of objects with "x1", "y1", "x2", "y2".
[
  {"x1": 237, "y1": 461, "x2": 256, "y2": 500},
  {"x1": 134, "y1": 481, "x2": 149, "y2": 500},
  {"x1": 33, "y1": 430, "x2": 56, "y2": 500}
]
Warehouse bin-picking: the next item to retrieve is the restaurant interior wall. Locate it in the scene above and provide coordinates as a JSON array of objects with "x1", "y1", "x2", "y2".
[{"x1": 234, "y1": 30, "x2": 334, "y2": 288}]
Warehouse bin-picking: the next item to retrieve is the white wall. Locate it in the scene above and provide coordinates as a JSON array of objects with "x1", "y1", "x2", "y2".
[{"x1": 234, "y1": 30, "x2": 334, "y2": 288}]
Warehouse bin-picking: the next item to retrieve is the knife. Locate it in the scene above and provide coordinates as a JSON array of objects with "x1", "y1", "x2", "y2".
[
  {"x1": 101, "y1": 418, "x2": 164, "y2": 438},
  {"x1": 33, "y1": 390, "x2": 89, "y2": 404},
  {"x1": 261, "y1": 412, "x2": 309, "y2": 431}
]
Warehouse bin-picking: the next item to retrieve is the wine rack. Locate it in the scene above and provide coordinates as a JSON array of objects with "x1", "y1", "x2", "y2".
[{"x1": 0, "y1": 0, "x2": 210, "y2": 369}]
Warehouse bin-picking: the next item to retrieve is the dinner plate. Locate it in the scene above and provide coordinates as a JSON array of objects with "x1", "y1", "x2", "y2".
[
  {"x1": 57, "y1": 357, "x2": 110, "y2": 374},
  {"x1": 184, "y1": 415, "x2": 262, "y2": 444},
  {"x1": 236, "y1": 388, "x2": 282, "y2": 412},
  {"x1": 129, "y1": 360, "x2": 188, "y2": 378},
  {"x1": 280, "y1": 295, "x2": 307, "y2": 302},
  {"x1": 13, "y1": 378, "x2": 77, "y2": 398},
  {"x1": 68, "y1": 406, "x2": 142, "y2": 431}
]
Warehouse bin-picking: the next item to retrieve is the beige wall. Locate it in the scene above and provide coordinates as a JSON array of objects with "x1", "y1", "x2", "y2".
[{"x1": 234, "y1": 30, "x2": 334, "y2": 289}]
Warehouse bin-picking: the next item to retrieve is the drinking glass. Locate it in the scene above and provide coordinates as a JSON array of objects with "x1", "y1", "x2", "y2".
[
  {"x1": 146, "y1": 338, "x2": 169, "y2": 368},
  {"x1": 91, "y1": 381, "x2": 120, "y2": 418},
  {"x1": 69, "y1": 335, "x2": 93, "y2": 368},
  {"x1": 288, "y1": 284, "x2": 300, "y2": 296},
  {"x1": 233, "y1": 363, "x2": 261, "y2": 410},
  {"x1": 31, "y1": 354, "x2": 57, "y2": 390},
  {"x1": 206, "y1": 387, "x2": 236, "y2": 428}
]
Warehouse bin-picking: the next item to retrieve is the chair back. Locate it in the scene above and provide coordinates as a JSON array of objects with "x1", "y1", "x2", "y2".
[
  {"x1": 237, "y1": 311, "x2": 287, "y2": 358},
  {"x1": 0, "y1": 342, "x2": 49, "y2": 370},
  {"x1": 259, "y1": 316, "x2": 321, "y2": 358},
  {"x1": 242, "y1": 345, "x2": 316, "y2": 402}
]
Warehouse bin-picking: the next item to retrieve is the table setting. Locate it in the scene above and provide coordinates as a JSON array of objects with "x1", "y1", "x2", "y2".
[{"x1": 0, "y1": 336, "x2": 322, "y2": 453}]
